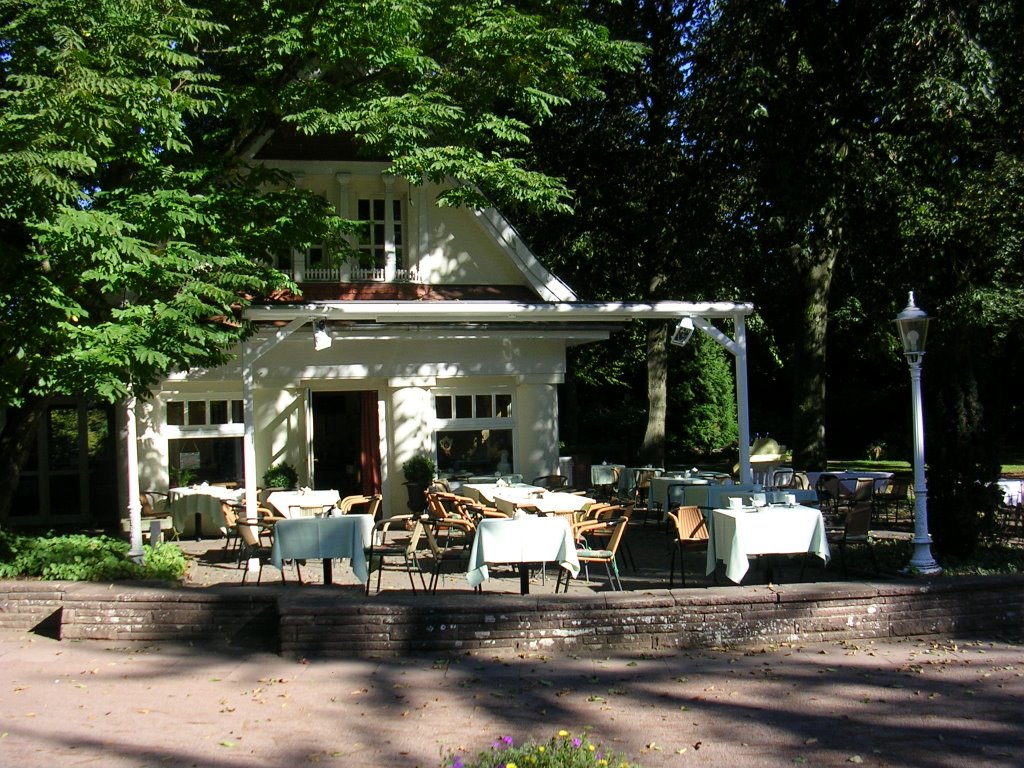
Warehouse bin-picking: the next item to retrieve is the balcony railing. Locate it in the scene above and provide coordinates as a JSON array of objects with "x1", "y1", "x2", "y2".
[{"x1": 298, "y1": 264, "x2": 423, "y2": 283}]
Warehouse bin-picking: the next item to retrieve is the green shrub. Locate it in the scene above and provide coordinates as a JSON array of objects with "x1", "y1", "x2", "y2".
[
  {"x1": 402, "y1": 454, "x2": 437, "y2": 485},
  {"x1": 443, "y1": 730, "x2": 639, "y2": 768},
  {"x1": 262, "y1": 462, "x2": 298, "y2": 489},
  {"x1": 0, "y1": 530, "x2": 187, "y2": 581}
]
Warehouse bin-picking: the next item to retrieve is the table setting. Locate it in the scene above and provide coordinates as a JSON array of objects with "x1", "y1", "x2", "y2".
[
  {"x1": 705, "y1": 497, "x2": 831, "y2": 584},
  {"x1": 466, "y1": 512, "x2": 580, "y2": 593},
  {"x1": 269, "y1": 513, "x2": 375, "y2": 584},
  {"x1": 265, "y1": 488, "x2": 341, "y2": 517},
  {"x1": 167, "y1": 484, "x2": 243, "y2": 538}
]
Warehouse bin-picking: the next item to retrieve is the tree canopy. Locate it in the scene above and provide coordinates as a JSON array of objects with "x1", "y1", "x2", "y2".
[{"x1": 0, "y1": 0, "x2": 642, "y2": 516}]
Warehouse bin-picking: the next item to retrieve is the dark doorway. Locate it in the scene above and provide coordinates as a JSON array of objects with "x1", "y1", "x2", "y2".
[{"x1": 311, "y1": 391, "x2": 381, "y2": 497}]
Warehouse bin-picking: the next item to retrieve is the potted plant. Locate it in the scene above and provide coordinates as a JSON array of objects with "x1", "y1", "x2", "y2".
[
  {"x1": 402, "y1": 454, "x2": 436, "y2": 512},
  {"x1": 262, "y1": 462, "x2": 298, "y2": 490}
]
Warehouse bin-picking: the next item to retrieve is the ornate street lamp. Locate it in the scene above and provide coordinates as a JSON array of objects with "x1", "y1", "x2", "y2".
[{"x1": 895, "y1": 291, "x2": 942, "y2": 575}]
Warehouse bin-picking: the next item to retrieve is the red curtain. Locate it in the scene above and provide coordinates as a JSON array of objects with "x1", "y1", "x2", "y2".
[{"x1": 359, "y1": 391, "x2": 382, "y2": 494}]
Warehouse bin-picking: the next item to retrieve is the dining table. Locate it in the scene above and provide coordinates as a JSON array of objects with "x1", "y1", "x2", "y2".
[
  {"x1": 466, "y1": 513, "x2": 580, "y2": 594},
  {"x1": 682, "y1": 482, "x2": 758, "y2": 515},
  {"x1": 805, "y1": 471, "x2": 893, "y2": 495},
  {"x1": 706, "y1": 504, "x2": 830, "y2": 584},
  {"x1": 616, "y1": 466, "x2": 664, "y2": 497},
  {"x1": 492, "y1": 488, "x2": 595, "y2": 515},
  {"x1": 269, "y1": 514, "x2": 374, "y2": 585},
  {"x1": 168, "y1": 485, "x2": 243, "y2": 539},
  {"x1": 265, "y1": 489, "x2": 341, "y2": 518},
  {"x1": 460, "y1": 482, "x2": 538, "y2": 505},
  {"x1": 996, "y1": 478, "x2": 1024, "y2": 507}
]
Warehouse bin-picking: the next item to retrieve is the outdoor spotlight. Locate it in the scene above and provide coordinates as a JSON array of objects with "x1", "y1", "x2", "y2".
[
  {"x1": 313, "y1": 319, "x2": 332, "y2": 351},
  {"x1": 670, "y1": 316, "x2": 695, "y2": 347}
]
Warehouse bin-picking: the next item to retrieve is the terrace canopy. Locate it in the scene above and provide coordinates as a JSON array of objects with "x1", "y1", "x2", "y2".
[{"x1": 123, "y1": 299, "x2": 755, "y2": 554}]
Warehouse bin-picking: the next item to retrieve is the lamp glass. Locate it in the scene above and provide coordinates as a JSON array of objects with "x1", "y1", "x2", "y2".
[
  {"x1": 670, "y1": 316, "x2": 695, "y2": 347},
  {"x1": 313, "y1": 320, "x2": 332, "y2": 351},
  {"x1": 895, "y1": 292, "x2": 929, "y2": 360}
]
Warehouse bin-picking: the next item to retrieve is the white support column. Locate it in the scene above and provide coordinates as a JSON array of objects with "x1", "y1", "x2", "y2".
[
  {"x1": 335, "y1": 172, "x2": 352, "y2": 281},
  {"x1": 242, "y1": 344, "x2": 258, "y2": 522},
  {"x1": 417, "y1": 177, "x2": 429, "y2": 280},
  {"x1": 241, "y1": 316, "x2": 311, "y2": 520},
  {"x1": 692, "y1": 314, "x2": 752, "y2": 484},
  {"x1": 125, "y1": 397, "x2": 144, "y2": 561},
  {"x1": 383, "y1": 174, "x2": 396, "y2": 282},
  {"x1": 292, "y1": 173, "x2": 306, "y2": 282},
  {"x1": 733, "y1": 315, "x2": 752, "y2": 484}
]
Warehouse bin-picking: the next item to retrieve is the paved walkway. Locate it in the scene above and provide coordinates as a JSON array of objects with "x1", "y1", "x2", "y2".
[{"x1": 1, "y1": 627, "x2": 1020, "y2": 767}]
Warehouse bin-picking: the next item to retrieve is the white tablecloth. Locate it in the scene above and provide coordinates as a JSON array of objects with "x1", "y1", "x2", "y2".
[
  {"x1": 270, "y1": 514, "x2": 374, "y2": 583},
  {"x1": 265, "y1": 490, "x2": 341, "y2": 517},
  {"x1": 466, "y1": 515, "x2": 580, "y2": 588},
  {"x1": 168, "y1": 485, "x2": 243, "y2": 537},
  {"x1": 492, "y1": 489, "x2": 595, "y2": 514},
  {"x1": 706, "y1": 505, "x2": 830, "y2": 584},
  {"x1": 617, "y1": 467, "x2": 664, "y2": 496},
  {"x1": 997, "y1": 479, "x2": 1024, "y2": 506},
  {"x1": 649, "y1": 476, "x2": 711, "y2": 518},
  {"x1": 683, "y1": 483, "x2": 759, "y2": 512},
  {"x1": 590, "y1": 463, "x2": 624, "y2": 488},
  {"x1": 460, "y1": 483, "x2": 540, "y2": 505}
]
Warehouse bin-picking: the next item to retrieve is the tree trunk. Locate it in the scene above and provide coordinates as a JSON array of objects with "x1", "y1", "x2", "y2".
[
  {"x1": 0, "y1": 395, "x2": 49, "y2": 521},
  {"x1": 790, "y1": 243, "x2": 837, "y2": 471},
  {"x1": 641, "y1": 322, "x2": 669, "y2": 466}
]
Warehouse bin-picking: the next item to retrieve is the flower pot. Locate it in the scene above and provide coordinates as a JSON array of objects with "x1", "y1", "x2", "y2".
[{"x1": 405, "y1": 481, "x2": 428, "y2": 512}]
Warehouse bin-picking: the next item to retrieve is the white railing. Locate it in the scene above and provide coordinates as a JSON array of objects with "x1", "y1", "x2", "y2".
[
  {"x1": 349, "y1": 265, "x2": 386, "y2": 282},
  {"x1": 303, "y1": 266, "x2": 342, "y2": 282},
  {"x1": 298, "y1": 260, "x2": 423, "y2": 284}
]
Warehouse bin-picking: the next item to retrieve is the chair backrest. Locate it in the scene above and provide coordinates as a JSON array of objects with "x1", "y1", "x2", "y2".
[
  {"x1": 815, "y1": 474, "x2": 840, "y2": 502},
  {"x1": 533, "y1": 474, "x2": 568, "y2": 489},
  {"x1": 634, "y1": 469, "x2": 657, "y2": 490},
  {"x1": 603, "y1": 514, "x2": 631, "y2": 555},
  {"x1": 337, "y1": 494, "x2": 366, "y2": 513},
  {"x1": 670, "y1": 505, "x2": 708, "y2": 542},
  {"x1": 590, "y1": 465, "x2": 618, "y2": 486},
  {"x1": 844, "y1": 506, "x2": 872, "y2": 538},
  {"x1": 882, "y1": 477, "x2": 911, "y2": 499},
  {"x1": 221, "y1": 501, "x2": 239, "y2": 528},
  {"x1": 666, "y1": 483, "x2": 688, "y2": 510},
  {"x1": 792, "y1": 472, "x2": 810, "y2": 490},
  {"x1": 236, "y1": 519, "x2": 262, "y2": 547},
  {"x1": 850, "y1": 478, "x2": 874, "y2": 502},
  {"x1": 494, "y1": 497, "x2": 518, "y2": 517},
  {"x1": 428, "y1": 478, "x2": 452, "y2": 494}
]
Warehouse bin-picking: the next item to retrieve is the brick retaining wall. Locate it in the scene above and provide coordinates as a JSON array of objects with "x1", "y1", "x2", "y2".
[{"x1": 3, "y1": 575, "x2": 1021, "y2": 655}]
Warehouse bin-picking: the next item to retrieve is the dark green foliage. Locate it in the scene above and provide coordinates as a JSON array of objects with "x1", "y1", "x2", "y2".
[
  {"x1": 0, "y1": 530, "x2": 187, "y2": 581},
  {"x1": 671, "y1": 333, "x2": 738, "y2": 455},
  {"x1": 262, "y1": 463, "x2": 298, "y2": 490},
  {"x1": 402, "y1": 454, "x2": 437, "y2": 485}
]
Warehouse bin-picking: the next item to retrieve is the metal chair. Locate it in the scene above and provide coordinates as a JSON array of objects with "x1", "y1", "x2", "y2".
[{"x1": 667, "y1": 505, "x2": 709, "y2": 588}]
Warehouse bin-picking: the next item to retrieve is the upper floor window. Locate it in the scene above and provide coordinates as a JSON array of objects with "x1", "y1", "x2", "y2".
[
  {"x1": 434, "y1": 393, "x2": 512, "y2": 420},
  {"x1": 166, "y1": 398, "x2": 244, "y2": 428},
  {"x1": 358, "y1": 198, "x2": 403, "y2": 268}
]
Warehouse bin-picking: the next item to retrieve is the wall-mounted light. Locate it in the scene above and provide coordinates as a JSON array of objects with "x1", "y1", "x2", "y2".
[
  {"x1": 670, "y1": 316, "x2": 695, "y2": 347},
  {"x1": 313, "y1": 319, "x2": 332, "y2": 351}
]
